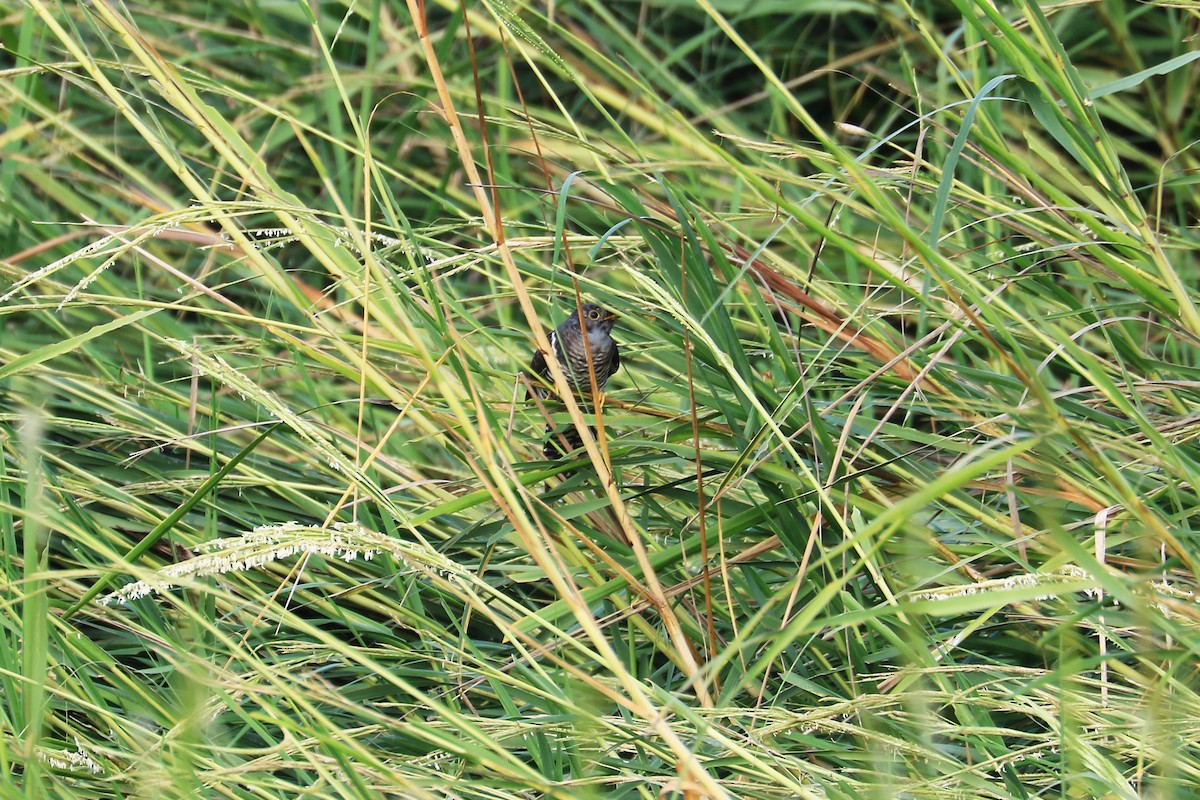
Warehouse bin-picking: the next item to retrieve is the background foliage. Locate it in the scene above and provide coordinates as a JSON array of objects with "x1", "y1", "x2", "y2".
[{"x1": 2, "y1": 0, "x2": 1200, "y2": 797}]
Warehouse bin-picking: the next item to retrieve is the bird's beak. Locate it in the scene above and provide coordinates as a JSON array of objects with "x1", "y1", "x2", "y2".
[{"x1": 603, "y1": 312, "x2": 617, "y2": 321}]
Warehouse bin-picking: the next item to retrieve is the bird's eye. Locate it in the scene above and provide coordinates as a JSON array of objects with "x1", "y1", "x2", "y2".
[{"x1": 588, "y1": 308, "x2": 600, "y2": 319}]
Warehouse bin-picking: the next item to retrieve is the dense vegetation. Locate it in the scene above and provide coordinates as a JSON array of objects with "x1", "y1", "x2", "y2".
[{"x1": 3, "y1": 0, "x2": 1199, "y2": 797}]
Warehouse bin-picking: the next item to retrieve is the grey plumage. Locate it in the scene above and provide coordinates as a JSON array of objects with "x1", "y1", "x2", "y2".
[
  {"x1": 525, "y1": 303, "x2": 621, "y2": 459},
  {"x1": 527, "y1": 303, "x2": 620, "y2": 399}
]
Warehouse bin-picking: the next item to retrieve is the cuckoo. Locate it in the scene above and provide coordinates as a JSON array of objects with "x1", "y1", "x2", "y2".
[{"x1": 525, "y1": 303, "x2": 620, "y2": 459}]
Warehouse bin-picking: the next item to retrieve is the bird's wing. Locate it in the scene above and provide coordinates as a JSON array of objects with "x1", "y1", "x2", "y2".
[
  {"x1": 529, "y1": 347, "x2": 548, "y2": 378},
  {"x1": 526, "y1": 348, "x2": 552, "y2": 399},
  {"x1": 609, "y1": 340, "x2": 621, "y2": 378}
]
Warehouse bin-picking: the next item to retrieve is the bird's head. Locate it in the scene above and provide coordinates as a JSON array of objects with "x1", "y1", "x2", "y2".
[{"x1": 568, "y1": 303, "x2": 617, "y2": 335}]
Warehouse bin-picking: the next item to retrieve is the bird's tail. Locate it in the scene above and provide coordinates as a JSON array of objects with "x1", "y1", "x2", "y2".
[{"x1": 543, "y1": 422, "x2": 596, "y2": 459}]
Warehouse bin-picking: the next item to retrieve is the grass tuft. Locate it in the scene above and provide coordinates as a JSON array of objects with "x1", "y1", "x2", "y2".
[{"x1": 2, "y1": 0, "x2": 1199, "y2": 797}]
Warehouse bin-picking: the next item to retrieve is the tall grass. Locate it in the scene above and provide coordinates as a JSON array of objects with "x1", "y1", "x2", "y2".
[{"x1": 2, "y1": 0, "x2": 1199, "y2": 797}]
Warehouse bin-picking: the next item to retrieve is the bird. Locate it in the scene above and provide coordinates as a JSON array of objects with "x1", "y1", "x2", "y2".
[{"x1": 524, "y1": 302, "x2": 621, "y2": 459}]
